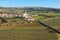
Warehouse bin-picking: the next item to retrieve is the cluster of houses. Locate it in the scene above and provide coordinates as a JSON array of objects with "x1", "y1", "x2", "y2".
[
  {"x1": 0, "y1": 12, "x2": 38, "y2": 21},
  {"x1": 0, "y1": 12, "x2": 21, "y2": 18}
]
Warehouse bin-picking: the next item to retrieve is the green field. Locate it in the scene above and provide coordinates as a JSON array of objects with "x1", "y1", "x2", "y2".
[
  {"x1": 38, "y1": 13, "x2": 60, "y2": 17},
  {"x1": 43, "y1": 18, "x2": 60, "y2": 30},
  {"x1": 0, "y1": 27, "x2": 57, "y2": 40},
  {"x1": 35, "y1": 12, "x2": 60, "y2": 28}
]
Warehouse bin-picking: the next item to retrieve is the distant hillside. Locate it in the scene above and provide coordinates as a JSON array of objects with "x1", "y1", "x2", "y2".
[
  {"x1": 22, "y1": 7, "x2": 60, "y2": 13},
  {"x1": 0, "y1": 7, "x2": 60, "y2": 13}
]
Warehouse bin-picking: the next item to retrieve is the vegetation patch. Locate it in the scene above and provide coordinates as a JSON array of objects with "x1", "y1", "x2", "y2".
[{"x1": 0, "y1": 27, "x2": 57, "y2": 40}]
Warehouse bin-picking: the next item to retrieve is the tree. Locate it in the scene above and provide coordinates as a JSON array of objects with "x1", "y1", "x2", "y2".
[{"x1": 1, "y1": 17, "x2": 7, "y2": 23}]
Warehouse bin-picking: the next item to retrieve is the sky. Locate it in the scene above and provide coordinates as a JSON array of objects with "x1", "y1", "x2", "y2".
[{"x1": 0, "y1": 0, "x2": 60, "y2": 8}]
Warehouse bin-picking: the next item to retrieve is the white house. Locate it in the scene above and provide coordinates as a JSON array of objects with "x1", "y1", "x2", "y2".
[{"x1": 23, "y1": 13, "x2": 29, "y2": 18}]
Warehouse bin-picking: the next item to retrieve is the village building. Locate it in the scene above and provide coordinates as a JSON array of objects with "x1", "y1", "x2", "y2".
[
  {"x1": 0, "y1": 12, "x2": 38, "y2": 21},
  {"x1": 23, "y1": 13, "x2": 29, "y2": 18},
  {"x1": 0, "y1": 13, "x2": 15, "y2": 18},
  {"x1": 22, "y1": 12, "x2": 37, "y2": 21}
]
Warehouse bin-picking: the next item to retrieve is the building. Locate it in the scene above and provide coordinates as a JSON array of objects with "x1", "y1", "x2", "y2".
[
  {"x1": 22, "y1": 13, "x2": 37, "y2": 21},
  {"x1": 23, "y1": 13, "x2": 29, "y2": 18}
]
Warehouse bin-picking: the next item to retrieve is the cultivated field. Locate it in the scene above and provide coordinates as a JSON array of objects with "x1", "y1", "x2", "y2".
[
  {"x1": 0, "y1": 12, "x2": 59, "y2": 40},
  {"x1": 0, "y1": 18, "x2": 58, "y2": 40},
  {"x1": 0, "y1": 27, "x2": 58, "y2": 40}
]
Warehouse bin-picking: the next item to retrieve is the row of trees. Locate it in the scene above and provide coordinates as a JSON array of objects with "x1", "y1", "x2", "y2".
[{"x1": 22, "y1": 7, "x2": 60, "y2": 13}]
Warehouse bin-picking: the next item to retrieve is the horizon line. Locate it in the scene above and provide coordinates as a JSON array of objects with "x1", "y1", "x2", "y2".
[{"x1": 0, "y1": 6, "x2": 60, "y2": 9}]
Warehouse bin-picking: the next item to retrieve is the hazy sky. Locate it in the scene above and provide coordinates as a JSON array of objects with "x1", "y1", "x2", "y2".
[{"x1": 0, "y1": 0, "x2": 60, "y2": 8}]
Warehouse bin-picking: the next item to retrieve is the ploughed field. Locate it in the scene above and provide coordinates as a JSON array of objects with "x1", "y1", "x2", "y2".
[{"x1": 0, "y1": 19, "x2": 43, "y2": 29}]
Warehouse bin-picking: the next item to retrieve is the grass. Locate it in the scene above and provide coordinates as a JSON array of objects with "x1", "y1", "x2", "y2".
[
  {"x1": 43, "y1": 18, "x2": 60, "y2": 30},
  {"x1": 34, "y1": 12, "x2": 60, "y2": 30},
  {"x1": 0, "y1": 27, "x2": 58, "y2": 40},
  {"x1": 39, "y1": 13, "x2": 60, "y2": 16},
  {"x1": 35, "y1": 12, "x2": 60, "y2": 22},
  {"x1": 31, "y1": 12, "x2": 60, "y2": 18}
]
